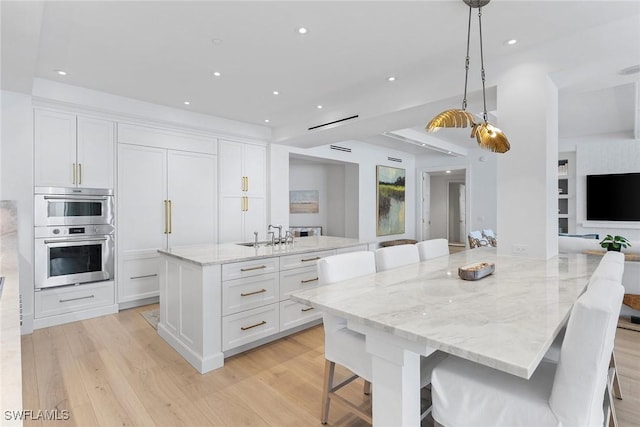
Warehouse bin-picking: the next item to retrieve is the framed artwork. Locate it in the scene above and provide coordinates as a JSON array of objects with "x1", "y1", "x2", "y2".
[
  {"x1": 290, "y1": 190, "x2": 319, "y2": 214},
  {"x1": 376, "y1": 165, "x2": 406, "y2": 236}
]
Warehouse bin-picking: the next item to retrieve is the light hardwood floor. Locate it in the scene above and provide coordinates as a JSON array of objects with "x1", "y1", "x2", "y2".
[{"x1": 22, "y1": 304, "x2": 640, "y2": 426}]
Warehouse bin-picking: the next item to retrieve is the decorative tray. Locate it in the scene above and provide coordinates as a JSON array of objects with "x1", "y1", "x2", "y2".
[{"x1": 458, "y1": 262, "x2": 495, "y2": 281}]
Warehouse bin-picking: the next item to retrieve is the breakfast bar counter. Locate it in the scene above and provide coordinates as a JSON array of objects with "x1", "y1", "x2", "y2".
[
  {"x1": 291, "y1": 248, "x2": 602, "y2": 426},
  {"x1": 157, "y1": 236, "x2": 372, "y2": 373}
]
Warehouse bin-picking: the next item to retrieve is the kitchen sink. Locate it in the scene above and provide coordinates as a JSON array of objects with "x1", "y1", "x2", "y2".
[{"x1": 236, "y1": 241, "x2": 273, "y2": 248}]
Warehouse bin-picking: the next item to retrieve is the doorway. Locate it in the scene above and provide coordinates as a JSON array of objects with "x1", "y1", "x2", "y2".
[{"x1": 420, "y1": 169, "x2": 467, "y2": 247}]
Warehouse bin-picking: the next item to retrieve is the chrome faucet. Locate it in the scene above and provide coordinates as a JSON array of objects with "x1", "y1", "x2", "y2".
[
  {"x1": 284, "y1": 230, "x2": 294, "y2": 245},
  {"x1": 268, "y1": 224, "x2": 283, "y2": 244},
  {"x1": 253, "y1": 231, "x2": 259, "y2": 248}
]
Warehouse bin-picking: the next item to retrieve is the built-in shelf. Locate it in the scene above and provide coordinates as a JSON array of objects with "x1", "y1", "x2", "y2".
[{"x1": 558, "y1": 155, "x2": 575, "y2": 234}]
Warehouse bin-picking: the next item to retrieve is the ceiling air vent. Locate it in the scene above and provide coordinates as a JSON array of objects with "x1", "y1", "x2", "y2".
[
  {"x1": 330, "y1": 145, "x2": 352, "y2": 153},
  {"x1": 387, "y1": 157, "x2": 403, "y2": 163},
  {"x1": 308, "y1": 115, "x2": 359, "y2": 131}
]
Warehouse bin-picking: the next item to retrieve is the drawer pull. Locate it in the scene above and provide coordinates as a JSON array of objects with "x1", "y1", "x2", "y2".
[
  {"x1": 130, "y1": 274, "x2": 158, "y2": 280},
  {"x1": 240, "y1": 320, "x2": 267, "y2": 331},
  {"x1": 301, "y1": 307, "x2": 315, "y2": 312},
  {"x1": 59, "y1": 294, "x2": 94, "y2": 303},
  {"x1": 300, "y1": 277, "x2": 319, "y2": 284},
  {"x1": 240, "y1": 265, "x2": 267, "y2": 272},
  {"x1": 240, "y1": 288, "x2": 267, "y2": 297},
  {"x1": 301, "y1": 257, "x2": 321, "y2": 262}
]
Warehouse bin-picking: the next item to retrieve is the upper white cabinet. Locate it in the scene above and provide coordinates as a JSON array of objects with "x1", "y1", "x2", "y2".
[
  {"x1": 34, "y1": 109, "x2": 114, "y2": 188},
  {"x1": 218, "y1": 140, "x2": 267, "y2": 243},
  {"x1": 117, "y1": 123, "x2": 217, "y2": 305}
]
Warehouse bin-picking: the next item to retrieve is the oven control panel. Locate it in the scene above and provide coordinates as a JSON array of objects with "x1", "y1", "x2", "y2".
[{"x1": 34, "y1": 224, "x2": 114, "y2": 239}]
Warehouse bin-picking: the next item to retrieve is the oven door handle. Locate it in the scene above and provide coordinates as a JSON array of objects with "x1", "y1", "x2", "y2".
[
  {"x1": 43, "y1": 237, "x2": 109, "y2": 244},
  {"x1": 43, "y1": 195, "x2": 110, "y2": 201}
]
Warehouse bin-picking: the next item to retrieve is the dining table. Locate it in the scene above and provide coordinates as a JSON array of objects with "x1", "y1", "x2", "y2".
[{"x1": 290, "y1": 247, "x2": 601, "y2": 426}]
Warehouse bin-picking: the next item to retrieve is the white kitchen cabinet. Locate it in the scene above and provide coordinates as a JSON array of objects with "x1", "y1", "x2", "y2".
[
  {"x1": 117, "y1": 142, "x2": 216, "y2": 305},
  {"x1": 35, "y1": 109, "x2": 114, "y2": 188},
  {"x1": 218, "y1": 140, "x2": 267, "y2": 243}
]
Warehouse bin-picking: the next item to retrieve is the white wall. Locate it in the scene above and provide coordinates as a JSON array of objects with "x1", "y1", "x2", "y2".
[
  {"x1": 0, "y1": 90, "x2": 35, "y2": 333},
  {"x1": 289, "y1": 160, "x2": 331, "y2": 234},
  {"x1": 416, "y1": 146, "x2": 498, "y2": 240},
  {"x1": 271, "y1": 141, "x2": 415, "y2": 244},
  {"x1": 565, "y1": 133, "x2": 640, "y2": 240}
]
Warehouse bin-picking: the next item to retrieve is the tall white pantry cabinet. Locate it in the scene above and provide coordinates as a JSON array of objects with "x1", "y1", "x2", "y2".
[
  {"x1": 116, "y1": 124, "x2": 217, "y2": 306},
  {"x1": 218, "y1": 139, "x2": 267, "y2": 243}
]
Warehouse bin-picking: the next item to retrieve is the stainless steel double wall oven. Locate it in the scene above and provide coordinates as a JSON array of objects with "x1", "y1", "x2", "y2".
[{"x1": 34, "y1": 187, "x2": 115, "y2": 290}]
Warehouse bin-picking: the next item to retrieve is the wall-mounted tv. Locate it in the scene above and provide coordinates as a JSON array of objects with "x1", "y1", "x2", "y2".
[{"x1": 586, "y1": 172, "x2": 640, "y2": 221}]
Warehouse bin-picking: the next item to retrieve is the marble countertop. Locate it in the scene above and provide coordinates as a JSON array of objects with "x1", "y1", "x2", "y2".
[
  {"x1": 0, "y1": 201, "x2": 23, "y2": 425},
  {"x1": 158, "y1": 235, "x2": 370, "y2": 266},
  {"x1": 291, "y1": 248, "x2": 601, "y2": 379}
]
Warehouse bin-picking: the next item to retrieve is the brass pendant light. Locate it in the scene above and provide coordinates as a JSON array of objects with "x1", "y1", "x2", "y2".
[{"x1": 426, "y1": 0, "x2": 510, "y2": 153}]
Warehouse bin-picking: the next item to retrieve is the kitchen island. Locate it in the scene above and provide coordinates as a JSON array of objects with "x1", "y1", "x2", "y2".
[{"x1": 157, "y1": 236, "x2": 372, "y2": 373}]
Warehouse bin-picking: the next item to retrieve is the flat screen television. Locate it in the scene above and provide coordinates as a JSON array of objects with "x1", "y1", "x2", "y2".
[{"x1": 586, "y1": 172, "x2": 640, "y2": 221}]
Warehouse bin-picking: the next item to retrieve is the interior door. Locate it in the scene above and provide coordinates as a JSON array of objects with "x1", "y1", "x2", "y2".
[
  {"x1": 459, "y1": 184, "x2": 466, "y2": 243},
  {"x1": 167, "y1": 150, "x2": 217, "y2": 247},
  {"x1": 422, "y1": 172, "x2": 431, "y2": 240}
]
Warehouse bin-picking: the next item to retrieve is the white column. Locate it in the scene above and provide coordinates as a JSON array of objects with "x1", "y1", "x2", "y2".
[{"x1": 496, "y1": 64, "x2": 559, "y2": 259}]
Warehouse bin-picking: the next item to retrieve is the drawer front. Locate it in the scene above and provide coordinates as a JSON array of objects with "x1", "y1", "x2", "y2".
[
  {"x1": 222, "y1": 273, "x2": 279, "y2": 316},
  {"x1": 279, "y1": 265, "x2": 319, "y2": 301},
  {"x1": 35, "y1": 281, "x2": 115, "y2": 318},
  {"x1": 222, "y1": 257, "x2": 279, "y2": 281},
  {"x1": 279, "y1": 249, "x2": 336, "y2": 271},
  {"x1": 336, "y1": 245, "x2": 368, "y2": 254},
  {"x1": 119, "y1": 256, "x2": 159, "y2": 302},
  {"x1": 279, "y1": 300, "x2": 322, "y2": 331},
  {"x1": 222, "y1": 304, "x2": 279, "y2": 351}
]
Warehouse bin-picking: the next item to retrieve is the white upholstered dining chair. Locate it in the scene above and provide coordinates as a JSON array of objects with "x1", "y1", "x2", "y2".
[
  {"x1": 416, "y1": 238, "x2": 450, "y2": 261},
  {"x1": 374, "y1": 244, "x2": 420, "y2": 271},
  {"x1": 318, "y1": 251, "x2": 446, "y2": 424},
  {"x1": 431, "y1": 276, "x2": 624, "y2": 427}
]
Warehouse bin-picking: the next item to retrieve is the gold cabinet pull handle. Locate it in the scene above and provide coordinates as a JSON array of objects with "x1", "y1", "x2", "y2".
[
  {"x1": 78, "y1": 163, "x2": 82, "y2": 185},
  {"x1": 240, "y1": 288, "x2": 267, "y2": 297},
  {"x1": 301, "y1": 307, "x2": 315, "y2": 312},
  {"x1": 72, "y1": 163, "x2": 76, "y2": 184},
  {"x1": 168, "y1": 200, "x2": 172, "y2": 234},
  {"x1": 301, "y1": 257, "x2": 321, "y2": 262},
  {"x1": 245, "y1": 176, "x2": 249, "y2": 192},
  {"x1": 164, "y1": 200, "x2": 168, "y2": 234},
  {"x1": 240, "y1": 320, "x2": 266, "y2": 331},
  {"x1": 240, "y1": 265, "x2": 267, "y2": 272},
  {"x1": 245, "y1": 196, "x2": 249, "y2": 211},
  {"x1": 300, "y1": 277, "x2": 319, "y2": 284}
]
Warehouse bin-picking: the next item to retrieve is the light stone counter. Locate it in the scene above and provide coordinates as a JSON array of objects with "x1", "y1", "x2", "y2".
[
  {"x1": 0, "y1": 201, "x2": 23, "y2": 426},
  {"x1": 291, "y1": 248, "x2": 602, "y2": 426},
  {"x1": 158, "y1": 235, "x2": 371, "y2": 265}
]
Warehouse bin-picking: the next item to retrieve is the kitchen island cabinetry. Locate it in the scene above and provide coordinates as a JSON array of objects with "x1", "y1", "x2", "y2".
[
  {"x1": 34, "y1": 109, "x2": 114, "y2": 188},
  {"x1": 158, "y1": 236, "x2": 372, "y2": 373},
  {"x1": 116, "y1": 124, "x2": 216, "y2": 307}
]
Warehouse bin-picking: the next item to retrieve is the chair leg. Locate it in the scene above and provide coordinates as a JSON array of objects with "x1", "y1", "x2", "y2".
[
  {"x1": 321, "y1": 359, "x2": 335, "y2": 424},
  {"x1": 363, "y1": 380, "x2": 371, "y2": 395},
  {"x1": 605, "y1": 375, "x2": 619, "y2": 427},
  {"x1": 610, "y1": 351, "x2": 623, "y2": 400}
]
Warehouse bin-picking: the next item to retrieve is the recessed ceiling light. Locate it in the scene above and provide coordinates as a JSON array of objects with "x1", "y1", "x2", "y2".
[
  {"x1": 446, "y1": 170, "x2": 451, "y2": 174},
  {"x1": 273, "y1": 91, "x2": 279, "y2": 95},
  {"x1": 316, "y1": 105, "x2": 323, "y2": 109},
  {"x1": 212, "y1": 38, "x2": 223, "y2": 45},
  {"x1": 387, "y1": 76, "x2": 396, "y2": 82},
  {"x1": 183, "y1": 101, "x2": 190, "y2": 105},
  {"x1": 504, "y1": 39, "x2": 517, "y2": 46},
  {"x1": 297, "y1": 27, "x2": 308, "y2": 35},
  {"x1": 264, "y1": 119, "x2": 270, "y2": 123},
  {"x1": 55, "y1": 70, "x2": 67, "y2": 76},
  {"x1": 447, "y1": 151, "x2": 452, "y2": 154},
  {"x1": 421, "y1": 143, "x2": 426, "y2": 147},
  {"x1": 212, "y1": 71, "x2": 221, "y2": 77}
]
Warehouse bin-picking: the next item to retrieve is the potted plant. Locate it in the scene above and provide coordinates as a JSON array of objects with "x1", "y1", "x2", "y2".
[{"x1": 599, "y1": 235, "x2": 631, "y2": 252}]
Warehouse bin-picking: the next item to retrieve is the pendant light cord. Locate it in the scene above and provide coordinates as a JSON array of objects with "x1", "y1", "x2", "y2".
[
  {"x1": 477, "y1": 6, "x2": 488, "y2": 123},
  {"x1": 462, "y1": 5, "x2": 472, "y2": 111}
]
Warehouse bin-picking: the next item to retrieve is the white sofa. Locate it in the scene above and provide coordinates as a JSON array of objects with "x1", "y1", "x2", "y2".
[{"x1": 559, "y1": 235, "x2": 640, "y2": 317}]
